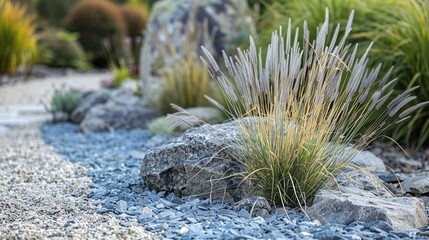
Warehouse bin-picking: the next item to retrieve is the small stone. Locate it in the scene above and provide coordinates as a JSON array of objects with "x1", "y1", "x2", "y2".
[
  {"x1": 402, "y1": 172, "x2": 429, "y2": 195},
  {"x1": 116, "y1": 200, "x2": 127, "y2": 212},
  {"x1": 391, "y1": 231, "x2": 412, "y2": 238},
  {"x1": 141, "y1": 207, "x2": 153, "y2": 216},
  {"x1": 343, "y1": 234, "x2": 361, "y2": 240},
  {"x1": 255, "y1": 209, "x2": 270, "y2": 218},
  {"x1": 373, "y1": 171, "x2": 403, "y2": 183},
  {"x1": 186, "y1": 217, "x2": 198, "y2": 224},
  {"x1": 364, "y1": 220, "x2": 393, "y2": 232},
  {"x1": 188, "y1": 223, "x2": 204, "y2": 234},
  {"x1": 299, "y1": 232, "x2": 313, "y2": 238},
  {"x1": 238, "y1": 209, "x2": 250, "y2": 219},
  {"x1": 155, "y1": 203, "x2": 165, "y2": 209},
  {"x1": 159, "y1": 210, "x2": 175, "y2": 218},
  {"x1": 179, "y1": 226, "x2": 189, "y2": 234},
  {"x1": 63, "y1": 221, "x2": 74, "y2": 228}
]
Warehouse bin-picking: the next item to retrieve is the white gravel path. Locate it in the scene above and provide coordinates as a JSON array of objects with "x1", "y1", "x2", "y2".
[
  {"x1": 0, "y1": 72, "x2": 111, "y2": 105},
  {"x1": 0, "y1": 124, "x2": 154, "y2": 239},
  {"x1": 0, "y1": 74, "x2": 154, "y2": 239}
]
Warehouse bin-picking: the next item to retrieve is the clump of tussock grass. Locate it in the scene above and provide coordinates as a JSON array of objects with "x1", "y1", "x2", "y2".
[
  {"x1": 177, "y1": 9, "x2": 427, "y2": 208},
  {"x1": 142, "y1": 5, "x2": 222, "y2": 114}
]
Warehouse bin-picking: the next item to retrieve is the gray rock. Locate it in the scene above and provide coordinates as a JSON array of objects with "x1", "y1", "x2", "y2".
[
  {"x1": 71, "y1": 90, "x2": 110, "y2": 123},
  {"x1": 80, "y1": 104, "x2": 160, "y2": 132},
  {"x1": 107, "y1": 91, "x2": 142, "y2": 106},
  {"x1": 140, "y1": 122, "x2": 248, "y2": 203},
  {"x1": 233, "y1": 196, "x2": 272, "y2": 217},
  {"x1": 52, "y1": 111, "x2": 69, "y2": 123},
  {"x1": 401, "y1": 172, "x2": 429, "y2": 195},
  {"x1": 116, "y1": 200, "x2": 128, "y2": 213},
  {"x1": 307, "y1": 189, "x2": 428, "y2": 231},
  {"x1": 373, "y1": 171, "x2": 404, "y2": 184},
  {"x1": 336, "y1": 170, "x2": 393, "y2": 198},
  {"x1": 345, "y1": 147, "x2": 387, "y2": 172}
]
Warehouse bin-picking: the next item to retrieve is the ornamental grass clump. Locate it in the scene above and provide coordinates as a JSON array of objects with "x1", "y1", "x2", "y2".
[
  {"x1": 0, "y1": 1, "x2": 38, "y2": 75},
  {"x1": 45, "y1": 88, "x2": 82, "y2": 116},
  {"x1": 145, "y1": 8, "x2": 220, "y2": 114},
  {"x1": 196, "y1": 10, "x2": 427, "y2": 207}
]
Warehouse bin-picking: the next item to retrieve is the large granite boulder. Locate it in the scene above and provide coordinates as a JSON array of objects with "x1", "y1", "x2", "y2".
[
  {"x1": 140, "y1": 0, "x2": 256, "y2": 101},
  {"x1": 141, "y1": 122, "x2": 248, "y2": 203},
  {"x1": 80, "y1": 103, "x2": 160, "y2": 133},
  {"x1": 140, "y1": 0, "x2": 255, "y2": 76},
  {"x1": 307, "y1": 188, "x2": 428, "y2": 231}
]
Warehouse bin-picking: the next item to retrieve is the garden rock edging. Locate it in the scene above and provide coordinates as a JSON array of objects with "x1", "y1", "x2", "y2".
[
  {"x1": 141, "y1": 122, "x2": 248, "y2": 203},
  {"x1": 140, "y1": 120, "x2": 429, "y2": 230}
]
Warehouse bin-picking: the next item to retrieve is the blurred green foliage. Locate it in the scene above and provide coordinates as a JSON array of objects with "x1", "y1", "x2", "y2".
[
  {"x1": 38, "y1": 30, "x2": 91, "y2": 70},
  {"x1": 45, "y1": 88, "x2": 82, "y2": 115},
  {"x1": 110, "y1": 59, "x2": 132, "y2": 87},
  {"x1": 147, "y1": 117, "x2": 180, "y2": 136},
  {"x1": 66, "y1": 0, "x2": 126, "y2": 67},
  {"x1": 260, "y1": 0, "x2": 429, "y2": 148},
  {"x1": 36, "y1": 0, "x2": 77, "y2": 27}
]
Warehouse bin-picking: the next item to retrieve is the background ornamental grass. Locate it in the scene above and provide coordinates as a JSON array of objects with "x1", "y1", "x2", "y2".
[
  {"x1": 195, "y1": 10, "x2": 426, "y2": 207},
  {"x1": 0, "y1": 1, "x2": 38, "y2": 75},
  {"x1": 259, "y1": 0, "x2": 429, "y2": 148},
  {"x1": 144, "y1": 9, "x2": 223, "y2": 114}
]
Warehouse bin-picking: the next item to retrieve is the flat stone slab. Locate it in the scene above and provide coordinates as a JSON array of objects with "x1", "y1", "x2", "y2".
[{"x1": 308, "y1": 189, "x2": 428, "y2": 231}]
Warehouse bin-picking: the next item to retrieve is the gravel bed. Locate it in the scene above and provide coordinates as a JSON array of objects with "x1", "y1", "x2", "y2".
[
  {"x1": 39, "y1": 123, "x2": 429, "y2": 239},
  {"x1": 0, "y1": 124, "x2": 153, "y2": 239}
]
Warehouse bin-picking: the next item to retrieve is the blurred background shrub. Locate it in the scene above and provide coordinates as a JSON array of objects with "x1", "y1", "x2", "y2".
[
  {"x1": 0, "y1": 1, "x2": 38, "y2": 75},
  {"x1": 66, "y1": 0, "x2": 126, "y2": 67},
  {"x1": 120, "y1": 4, "x2": 148, "y2": 69},
  {"x1": 38, "y1": 30, "x2": 91, "y2": 70},
  {"x1": 36, "y1": 0, "x2": 77, "y2": 27}
]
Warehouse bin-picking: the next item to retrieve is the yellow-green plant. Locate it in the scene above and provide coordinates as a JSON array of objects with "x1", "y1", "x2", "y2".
[
  {"x1": 0, "y1": 1, "x2": 38, "y2": 75},
  {"x1": 193, "y1": 11, "x2": 426, "y2": 207},
  {"x1": 157, "y1": 56, "x2": 212, "y2": 114},
  {"x1": 145, "y1": 7, "x2": 221, "y2": 114},
  {"x1": 110, "y1": 59, "x2": 132, "y2": 88},
  {"x1": 38, "y1": 30, "x2": 91, "y2": 70}
]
